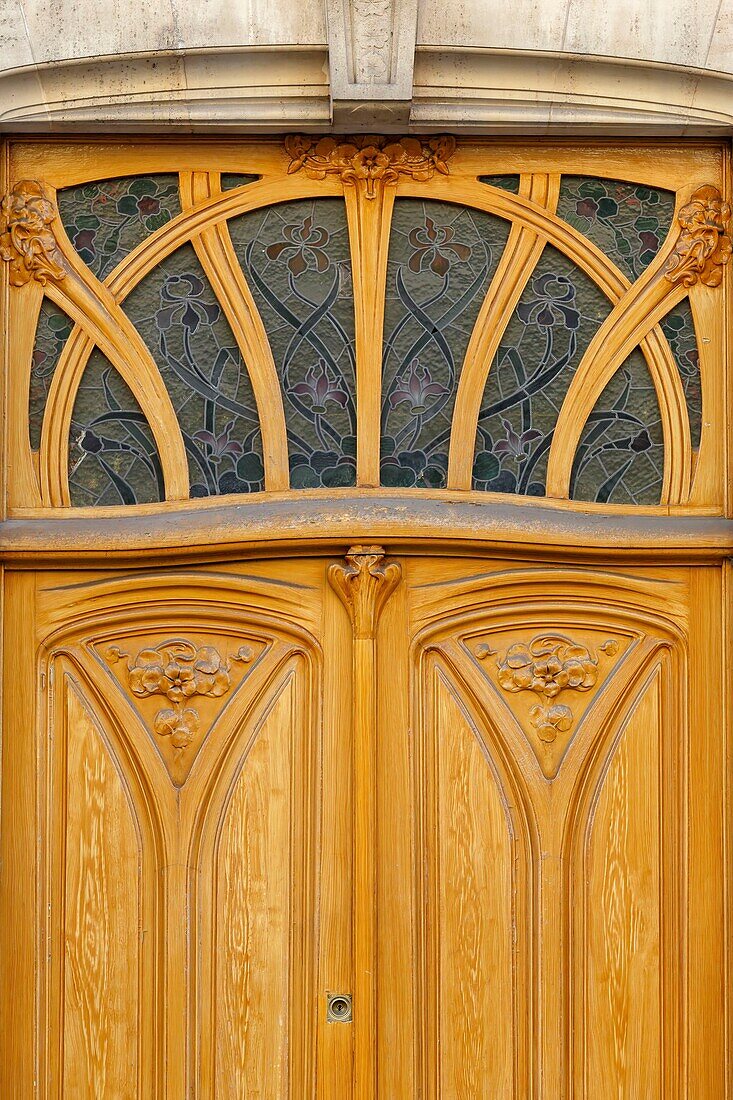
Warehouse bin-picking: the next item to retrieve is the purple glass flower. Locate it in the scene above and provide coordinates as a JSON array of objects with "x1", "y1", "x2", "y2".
[
  {"x1": 517, "y1": 272, "x2": 580, "y2": 331},
  {"x1": 193, "y1": 420, "x2": 244, "y2": 461},
  {"x1": 291, "y1": 359, "x2": 348, "y2": 414},
  {"x1": 493, "y1": 418, "x2": 541, "y2": 460},
  {"x1": 389, "y1": 359, "x2": 449, "y2": 414}
]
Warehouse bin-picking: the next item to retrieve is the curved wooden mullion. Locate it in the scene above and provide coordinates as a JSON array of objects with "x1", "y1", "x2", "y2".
[
  {"x1": 685, "y1": 284, "x2": 722, "y2": 508},
  {"x1": 447, "y1": 172, "x2": 560, "y2": 489},
  {"x1": 39, "y1": 229, "x2": 190, "y2": 506},
  {"x1": 179, "y1": 172, "x2": 290, "y2": 492},
  {"x1": 344, "y1": 185, "x2": 395, "y2": 486},
  {"x1": 545, "y1": 236, "x2": 690, "y2": 502}
]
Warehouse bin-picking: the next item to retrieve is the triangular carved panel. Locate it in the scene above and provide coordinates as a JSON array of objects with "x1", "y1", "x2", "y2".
[
  {"x1": 97, "y1": 632, "x2": 268, "y2": 785},
  {"x1": 466, "y1": 626, "x2": 632, "y2": 779}
]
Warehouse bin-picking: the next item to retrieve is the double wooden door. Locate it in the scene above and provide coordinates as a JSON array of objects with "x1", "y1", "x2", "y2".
[{"x1": 0, "y1": 548, "x2": 728, "y2": 1097}]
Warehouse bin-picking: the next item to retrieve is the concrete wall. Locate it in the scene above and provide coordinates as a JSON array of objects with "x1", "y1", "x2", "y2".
[{"x1": 0, "y1": 0, "x2": 731, "y2": 132}]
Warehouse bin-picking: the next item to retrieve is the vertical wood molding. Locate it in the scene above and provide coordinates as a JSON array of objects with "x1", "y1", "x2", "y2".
[{"x1": 328, "y1": 545, "x2": 401, "y2": 1097}]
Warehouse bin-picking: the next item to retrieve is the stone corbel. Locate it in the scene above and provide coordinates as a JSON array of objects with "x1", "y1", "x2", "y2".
[{"x1": 326, "y1": 0, "x2": 418, "y2": 130}]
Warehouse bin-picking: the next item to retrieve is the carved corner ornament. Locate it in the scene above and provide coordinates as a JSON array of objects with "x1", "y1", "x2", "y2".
[
  {"x1": 284, "y1": 134, "x2": 457, "y2": 198},
  {"x1": 476, "y1": 632, "x2": 619, "y2": 777},
  {"x1": 0, "y1": 180, "x2": 66, "y2": 287},
  {"x1": 665, "y1": 184, "x2": 731, "y2": 288},
  {"x1": 107, "y1": 638, "x2": 253, "y2": 755},
  {"x1": 328, "y1": 545, "x2": 401, "y2": 637}
]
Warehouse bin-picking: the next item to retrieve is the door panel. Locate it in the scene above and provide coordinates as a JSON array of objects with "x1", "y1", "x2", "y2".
[
  {"x1": 1, "y1": 563, "x2": 339, "y2": 1100},
  {"x1": 395, "y1": 558, "x2": 722, "y2": 1100},
  {"x1": 422, "y1": 662, "x2": 525, "y2": 1098},
  {"x1": 55, "y1": 673, "x2": 143, "y2": 1100}
]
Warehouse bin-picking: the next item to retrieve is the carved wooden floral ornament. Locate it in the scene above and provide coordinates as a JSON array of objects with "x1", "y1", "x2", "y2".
[
  {"x1": 665, "y1": 184, "x2": 731, "y2": 288},
  {"x1": 0, "y1": 180, "x2": 65, "y2": 287},
  {"x1": 284, "y1": 134, "x2": 457, "y2": 198}
]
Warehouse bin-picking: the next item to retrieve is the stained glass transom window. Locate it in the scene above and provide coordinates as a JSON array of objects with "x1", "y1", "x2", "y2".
[
  {"x1": 472, "y1": 245, "x2": 613, "y2": 496},
  {"x1": 556, "y1": 177, "x2": 675, "y2": 282},
  {"x1": 57, "y1": 175, "x2": 181, "y2": 282},
  {"x1": 230, "y1": 198, "x2": 357, "y2": 488},
  {"x1": 30, "y1": 300, "x2": 73, "y2": 449},
  {"x1": 381, "y1": 200, "x2": 511, "y2": 487},
  {"x1": 570, "y1": 350, "x2": 664, "y2": 505},
  {"x1": 69, "y1": 349, "x2": 163, "y2": 506},
  {"x1": 121, "y1": 243, "x2": 265, "y2": 496}
]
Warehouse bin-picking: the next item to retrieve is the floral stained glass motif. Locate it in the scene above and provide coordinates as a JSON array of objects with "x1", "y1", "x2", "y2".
[
  {"x1": 570, "y1": 350, "x2": 663, "y2": 505},
  {"x1": 57, "y1": 175, "x2": 181, "y2": 282},
  {"x1": 556, "y1": 177, "x2": 675, "y2": 283},
  {"x1": 381, "y1": 200, "x2": 511, "y2": 487},
  {"x1": 472, "y1": 245, "x2": 611, "y2": 497},
  {"x1": 229, "y1": 199, "x2": 356, "y2": 488},
  {"x1": 121, "y1": 242, "x2": 265, "y2": 496},
  {"x1": 30, "y1": 299, "x2": 73, "y2": 449},
  {"x1": 69, "y1": 349, "x2": 163, "y2": 506},
  {"x1": 661, "y1": 298, "x2": 702, "y2": 448}
]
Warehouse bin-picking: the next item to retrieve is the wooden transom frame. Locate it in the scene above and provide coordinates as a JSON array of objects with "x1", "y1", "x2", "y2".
[{"x1": 1, "y1": 137, "x2": 730, "y2": 537}]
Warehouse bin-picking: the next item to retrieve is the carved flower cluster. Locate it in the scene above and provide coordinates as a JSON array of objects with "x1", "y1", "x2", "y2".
[
  {"x1": 0, "y1": 180, "x2": 66, "y2": 286},
  {"x1": 109, "y1": 639, "x2": 253, "y2": 754},
  {"x1": 127, "y1": 641, "x2": 239, "y2": 703},
  {"x1": 477, "y1": 633, "x2": 619, "y2": 746},
  {"x1": 284, "y1": 134, "x2": 456, "y2": 199},
  {"x1": 665, "y1": 184, "x2": 732, "y2": 288}
]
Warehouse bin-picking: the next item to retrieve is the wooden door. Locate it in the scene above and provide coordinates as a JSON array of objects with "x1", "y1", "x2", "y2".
[
  {"x1": 0, "y1": 135, "x2": 730, "y2": 1098},
  {"x1": 374, "y1": 554, "x2": 728, "y2": 1098},
  {"x1": 0, "y1": 559, "x2": 359, "y2": 1098}
]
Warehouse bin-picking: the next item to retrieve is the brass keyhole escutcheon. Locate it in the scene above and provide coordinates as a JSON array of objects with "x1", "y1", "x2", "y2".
[{"x1": 326, "y1": 992, "x2": 352, "y2": 1022}]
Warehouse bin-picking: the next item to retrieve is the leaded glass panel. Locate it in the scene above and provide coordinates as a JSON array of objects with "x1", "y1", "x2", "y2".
[
  {"x1": 661, "y1": 298, "x2": 702, "y2": 448},
  {"x1": 479, "y1": 176, "x2": 520, "y2": 193},
  {"x1": 556, "y1": 177, "x2": 675, "y2": 282},
  {"x1": 30, "y1": 300, "x2": 73, "y2": 449},
  {"x1": 220, "y1": 174, "x2": 259, "y2": 190},
  {"x1": 570, "y1": 350, "x2": 664, "y2": 504},
  {"x1": 472, "y1": 245, "x2": 610, "y2": 496},
  {"x1": 57, "y1": 175, "x2": 181, "y2": 282},
  {"x1": 121, "y1": 243, "x2": 265, "y2": 496},
  {"x1": 381, "y1": 199, "x2": 511, "y2": 487},
  {"x1": 69, "y1": 349, "x2": 163, "y2": 506},
  {"x1": 229, "y1": 198, "x2": 357, "y2": 488}
]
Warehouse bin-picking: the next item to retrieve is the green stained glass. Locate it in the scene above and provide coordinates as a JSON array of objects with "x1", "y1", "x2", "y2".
[
  {"x1": 69, "y1": 349, "x2": 163, "y2": 506},
  {"x1": 220, "y1": 174, "x2": 259, "y2": 191},
  {"x1": 472, "y1": 244, "x2": 610, "y2": 496},
  {"x1": 228, "y1": 198, "x2": 357, "y2": 488},
  {"x1": 121, "y1": 242, "x2": 265, "y2": 496},
  {"x1": 556, "y1": 177, "x2": 675, "y2": 282},
  {"x1": 479, "y1": 176, "x2": 520, "y2": 193},
  {"x1": 381, "y1": 200, "x2": 511, "y2": 487},
  {"x1": 570, "y1": 350, "x2": 663, "y2": 505},
  {"x1": 57, "y1": 175, "x2": 181, "y2": 282},
  {"x1": 661, "y1": 298, "x2": 702, "y2": 448},
  {"x1": 30, "y1": 300, "x2": 73, "y2": 449}
]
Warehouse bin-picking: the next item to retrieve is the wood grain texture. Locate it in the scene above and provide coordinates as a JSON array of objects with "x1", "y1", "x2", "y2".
[
  {"x1": 60, "y1": 677, "x2": 141, "y2": 1099},
  {"x1": 213, "y1": 675, "x2": 297, "y2": 1098},
  {"x1": 430, "y1": 667, "x2": 517, "y2": 1098},
  {"x1": 581, "y1": 668, "x2": 663, "y2": 1096}
]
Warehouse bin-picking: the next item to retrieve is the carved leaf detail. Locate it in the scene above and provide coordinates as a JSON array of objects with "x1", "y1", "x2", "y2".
[
  {"x1": 665, "y1": 184, "x2": 732, "y2": 288},
  {"x1": 328, "y1": 544, "x2": 401, "y2": 636},
  {"x1": 0, "y1": 180, "x2": 66, "y2": 286},
  {"x1": 284, "y1": 134, "x2": 457, "y2": 199}
]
